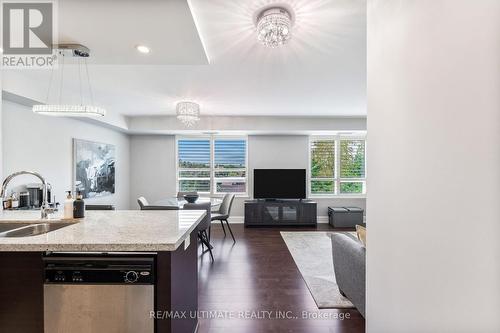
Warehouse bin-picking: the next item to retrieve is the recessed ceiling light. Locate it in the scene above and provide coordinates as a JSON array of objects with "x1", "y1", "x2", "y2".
[{"x1": 136, "y1": 45, "x2": 150, "y2": 54}]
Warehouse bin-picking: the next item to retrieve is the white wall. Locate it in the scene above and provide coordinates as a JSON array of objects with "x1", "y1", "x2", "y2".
[
  {"x1": 129, "y1": 134, "x2": 366, "y2": 220},
  {"x1": 2, "y1": 100, "x2": 131, "y2": 209},
  {"x1": 128, "y1": 115, "x2": 367, "y2": 134},
  {"x1": 129, "y1": 135, "x2": 176, "y2": 209},
  {"x1": 367, "y1": 1, "x2": 500, "y2": 331},
  {"x1": 0, "y1": 83, "x2": 3, "y2": 182}
]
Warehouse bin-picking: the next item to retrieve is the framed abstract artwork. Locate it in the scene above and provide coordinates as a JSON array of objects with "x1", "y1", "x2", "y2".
[{"x1": 73, "y1": 139, "x2": 116, "y2": 199}]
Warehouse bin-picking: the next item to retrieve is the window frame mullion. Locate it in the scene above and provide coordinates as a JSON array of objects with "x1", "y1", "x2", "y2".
[
  {"x1": 210, "y1": 135, "x2": 215, "y2": 196},
  {"x1": 334, "y1": 138, "x2": 340, "y2": 195}
]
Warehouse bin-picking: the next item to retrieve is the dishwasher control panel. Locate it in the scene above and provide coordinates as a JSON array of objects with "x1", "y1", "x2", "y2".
[{"x1": 43, "y1": 254, "x2": 155, "y2": 284}]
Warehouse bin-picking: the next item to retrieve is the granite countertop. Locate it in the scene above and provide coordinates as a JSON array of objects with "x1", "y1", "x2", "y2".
[{"x1": 0, "y1": 210, "x2": 206, "y2": 252}]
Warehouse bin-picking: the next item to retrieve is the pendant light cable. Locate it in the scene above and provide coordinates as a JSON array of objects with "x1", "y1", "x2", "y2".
[
  {"x1": 58, "y1": 51, "x2": 65, "y2": 105},
  {"x1": 45, "y1": 54, "x2": 56, "y2": 104},
  {"x1": 78, "y1": 57, "x2": 83, "y2": 105},
  {"x1": 84, "y1": 58, "x2": 95, "y2": 106}
]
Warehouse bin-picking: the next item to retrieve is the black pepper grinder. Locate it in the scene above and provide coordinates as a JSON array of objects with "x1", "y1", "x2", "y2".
[{"x1": 73, "y1": 191, "x2": 85, "y2": 218}]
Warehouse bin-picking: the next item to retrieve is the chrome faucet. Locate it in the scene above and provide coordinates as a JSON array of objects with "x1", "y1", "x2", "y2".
[{"x1": 1, "y1": 171, "x2": 55, "y2": 219}]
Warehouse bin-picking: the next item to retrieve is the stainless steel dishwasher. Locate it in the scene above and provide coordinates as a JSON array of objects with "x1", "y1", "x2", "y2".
[{"x1": 43, "y1": 253, "x2": 155, "y2": 333}]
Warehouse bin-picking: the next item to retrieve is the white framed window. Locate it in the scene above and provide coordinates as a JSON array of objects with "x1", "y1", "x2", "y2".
[
  {"x1": 176, "y1": 136, "x2": 248, "y2": 195},
  {"x1": 309, "y1": 135, "x2": 366, "y2": 197}
]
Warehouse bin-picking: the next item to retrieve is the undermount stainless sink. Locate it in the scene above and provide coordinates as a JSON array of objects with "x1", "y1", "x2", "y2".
[{"x1": 0, "y1": 222, "x2": 75, "y2": 237}]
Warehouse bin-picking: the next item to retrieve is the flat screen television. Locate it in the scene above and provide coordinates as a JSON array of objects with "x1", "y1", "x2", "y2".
[{"x1": 253, "y1": 169, "x2": 306, "y2": 199}]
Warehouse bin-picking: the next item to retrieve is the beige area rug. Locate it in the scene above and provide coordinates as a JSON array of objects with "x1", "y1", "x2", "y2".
[{"x1": 280, "y1": 231, "x2": 355, "y2": 309}]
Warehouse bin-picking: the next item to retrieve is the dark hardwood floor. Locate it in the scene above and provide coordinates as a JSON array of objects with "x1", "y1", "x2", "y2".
[{"x1": 197, "y1": 224, "x2": 365, "y2": 333}]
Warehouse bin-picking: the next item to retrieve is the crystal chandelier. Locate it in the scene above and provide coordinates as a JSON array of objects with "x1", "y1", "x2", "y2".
[
  {"x1": 256, "y1": 7, "x2": 293, "y2": 48},
  {"x1": 33, "y1": 44, "x2": 106, "y2": 117},
  {"x1": 176, "y1": 101, "x2": 200, "y2": 126}
]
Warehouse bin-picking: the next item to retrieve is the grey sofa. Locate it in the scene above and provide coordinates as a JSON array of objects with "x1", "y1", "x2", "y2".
[{"x1": 331, "y1": 233, "x2": 366, "y2": 317}]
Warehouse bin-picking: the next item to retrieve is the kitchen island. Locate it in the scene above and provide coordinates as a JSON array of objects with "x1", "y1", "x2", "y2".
[{"x1": 0, "y1": 209, "x2": 206, "y2": 333}]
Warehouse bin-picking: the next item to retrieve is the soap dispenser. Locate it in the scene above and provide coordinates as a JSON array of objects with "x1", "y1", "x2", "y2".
[
  {"x1": 64, "y1": 191, "x2": 74, "y2": 219},
  {"x1": 73, "y1": 191, "x2": 85, "y2": 218}
]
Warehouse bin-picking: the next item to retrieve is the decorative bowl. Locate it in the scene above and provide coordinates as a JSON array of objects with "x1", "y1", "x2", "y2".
[{"x1": 183, "y1": 194, "x2": 199, "y2": 203}]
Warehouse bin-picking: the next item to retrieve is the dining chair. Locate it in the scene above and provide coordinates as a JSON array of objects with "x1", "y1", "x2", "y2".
[
  {"x1": 183, "y1": 202, "x2": 213, "y2": 262},
  {"x1": 177, "y1": 191, "x2": 198, "y2": 198},
  {"x1": 211, "y1": 193, "x2": 236, "y2": 243},
  {"x1": 137, "y1": 197, "x2": 149, "y2": 209},
  {"x1": 137, "y1": 197, "x2": 179, "y2": 210}
]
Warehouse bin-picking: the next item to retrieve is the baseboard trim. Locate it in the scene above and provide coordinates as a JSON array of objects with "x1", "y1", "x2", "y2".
[
  {"x1": 317, "y1": 216, "x2": 329, "y2": 224},
  {"x1": 213, "y1": 216, "x2": 331, "y2": 224}
]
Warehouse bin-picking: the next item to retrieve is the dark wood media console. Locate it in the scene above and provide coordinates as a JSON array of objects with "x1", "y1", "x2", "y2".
[{"x1": 244, "y1": 200, "x2": 317, "y2": 227}]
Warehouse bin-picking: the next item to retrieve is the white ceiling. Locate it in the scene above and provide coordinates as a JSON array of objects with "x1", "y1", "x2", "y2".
[
  {"x1": 58, "y1": 0, "x2": 208, "y2": 65},
  {"x1": 2, "y1": 0, "x2": 367, "y2": 118}
]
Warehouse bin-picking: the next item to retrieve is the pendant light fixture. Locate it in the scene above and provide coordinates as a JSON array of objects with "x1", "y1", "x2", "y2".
[
  {"x1": 256, "y1": 7, "x2": 293, "y2": 48},
  {"x1": 33, "y1": 44, "x2": 106, "y2": 117},
  {"x1": 176, "y1": 101, "x2": 200, "y2": 126}
]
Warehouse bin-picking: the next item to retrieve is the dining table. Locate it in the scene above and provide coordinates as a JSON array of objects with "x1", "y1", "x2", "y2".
[{"x1": 153, "y1": 197, "x2": 223, "y2": 210}]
